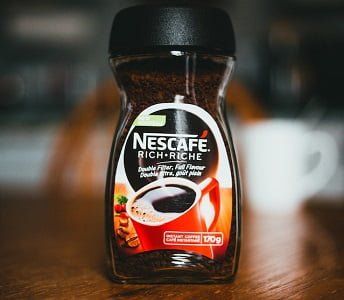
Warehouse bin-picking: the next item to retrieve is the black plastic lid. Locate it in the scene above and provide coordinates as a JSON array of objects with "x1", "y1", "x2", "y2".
[{"x1": 109, "y1": 5, "x2": 235, "y2": 57}]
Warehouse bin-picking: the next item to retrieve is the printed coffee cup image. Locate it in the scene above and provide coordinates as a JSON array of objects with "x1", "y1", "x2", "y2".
[{"x1": 126, "y1": 177, "x2": 220, "y2": 258}]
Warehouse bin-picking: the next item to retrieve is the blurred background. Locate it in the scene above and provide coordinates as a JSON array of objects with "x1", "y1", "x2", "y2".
[
  {"x1": 0, "y1": 0, "x2": 343, "y2": 211},
  {"x1": 1, "y1": 2, "x2": 343, "y2": 296}
]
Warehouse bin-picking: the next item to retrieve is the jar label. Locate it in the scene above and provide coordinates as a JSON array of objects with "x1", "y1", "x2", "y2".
[{"x1": 113, "y1": 103, "x2": 232, "y2": 260}]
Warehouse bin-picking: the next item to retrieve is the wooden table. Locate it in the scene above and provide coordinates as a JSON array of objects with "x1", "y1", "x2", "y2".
[{"x1": 0, "y1": 189, "x2": 343, "y2": 299}]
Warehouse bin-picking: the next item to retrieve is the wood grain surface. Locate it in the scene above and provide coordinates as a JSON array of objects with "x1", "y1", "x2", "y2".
[{"x1": 0, "y1": 189, "x2": 343, "y2": 299}]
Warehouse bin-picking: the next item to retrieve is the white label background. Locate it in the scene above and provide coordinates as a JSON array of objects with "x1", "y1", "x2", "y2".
[{"x1": 115, "y1": 103, "x2": 232, "y2": 198}]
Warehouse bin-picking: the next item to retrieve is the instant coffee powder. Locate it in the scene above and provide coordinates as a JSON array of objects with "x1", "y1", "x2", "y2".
[{"x1": 106, "y1": 5, "x2": 241, "y2": 283}]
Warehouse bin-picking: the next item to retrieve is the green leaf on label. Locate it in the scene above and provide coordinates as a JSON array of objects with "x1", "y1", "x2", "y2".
[
  {"x1": 134, "y1": 115, "x2": 166, "y2": 127},
  {"x1": 115, "y1": 194, "x2": 128, "y2": 205}
]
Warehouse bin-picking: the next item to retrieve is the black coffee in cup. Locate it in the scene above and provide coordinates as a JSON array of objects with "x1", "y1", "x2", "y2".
[{"x1": 131, "y1": 185, "x2": 196, "y2": 223}]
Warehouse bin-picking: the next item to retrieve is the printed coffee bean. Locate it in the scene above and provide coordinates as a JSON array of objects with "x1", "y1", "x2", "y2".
[
  {"x1": 120, "y1": 226, "x2": 130, "y2": 234},
  {"x1": 125, "y1": 233, "x2": 140, "y2": 248},
  {"x1": 119, "y1": 217, "x2": 129, "y2": 227},
  {"x1": 116, "y1": 228, "x2": 127, "y2": 239}
]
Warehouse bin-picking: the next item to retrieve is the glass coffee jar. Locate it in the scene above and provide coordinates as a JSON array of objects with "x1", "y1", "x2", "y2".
[{"x1": 105, "y1": 5, "x2": 241, "y2": 283}]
